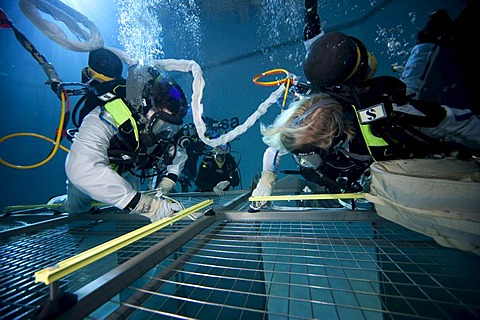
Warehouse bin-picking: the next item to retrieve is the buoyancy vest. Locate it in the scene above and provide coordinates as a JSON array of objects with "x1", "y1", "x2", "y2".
[
  {"x1": 326, "y1": 76, "x2": 453, "y2": 161},
  {"x1": 104, "y1": 98, "x2": 140, "y2": 151},
  {"x1": 104, "y1": 98, "x2": 178, "y2": 176},
  {"x1": 73, "y1": 78, "x2": 127, "y2": 128}
]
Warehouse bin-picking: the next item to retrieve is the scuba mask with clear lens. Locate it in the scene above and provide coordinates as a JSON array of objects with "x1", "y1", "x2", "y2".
[
  {"x1": 214, "y1": 153, "x2": 226, "y2": 163},
  {"x1": 213, "y1": 143, "x2": 230, "y2": 163},
  {"x1": 140, "y1": 111, "x2": 181, "y2": 147},
  {"x1": 292, "y1": 151, "x2": 323, "y2": 170}
]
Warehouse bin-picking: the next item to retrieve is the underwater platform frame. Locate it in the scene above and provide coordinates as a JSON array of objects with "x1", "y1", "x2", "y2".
[{"x1": 1, "y1": 180, "x2": 479, "y2": 320}]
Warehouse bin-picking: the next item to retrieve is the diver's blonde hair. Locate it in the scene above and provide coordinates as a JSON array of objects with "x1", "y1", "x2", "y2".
[{"x1": 261, "y1": 93, "x2": 355, "y2": 152}]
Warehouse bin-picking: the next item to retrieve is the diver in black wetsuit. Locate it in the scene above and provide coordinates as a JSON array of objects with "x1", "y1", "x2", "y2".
[
  {"x1": 249, "y1": 0, "x2": 480, "y2": 212},
  {"x1": 195, "y1": 143, "x2": 240, "y2": 196}
]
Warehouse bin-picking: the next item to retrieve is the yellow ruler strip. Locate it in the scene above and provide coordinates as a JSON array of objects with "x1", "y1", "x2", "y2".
[
  {"x1": 249, "y1": 193, "x2": 367, "y2": 202},
  {"x1": 35, "y1": 199, "x2": 213, "y2": 285},
  {"x1": 3, "y1": 202, "x2": 106, "y2": 212}
]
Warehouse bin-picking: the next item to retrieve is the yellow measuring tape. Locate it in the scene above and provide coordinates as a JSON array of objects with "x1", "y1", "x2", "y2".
[
  {"x1": 249, "y1": 193, "x2": 367, "y2": 202},
  {"x1": 35, "y1": 199, "x2": 213, "y2": 285}
]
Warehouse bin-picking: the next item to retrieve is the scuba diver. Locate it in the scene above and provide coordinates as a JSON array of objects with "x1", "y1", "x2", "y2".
[
  {"x1": 74, "y1": 48, "x2": 127, "y2": 129},
  {"x1": 249, "y1": 0, "x2": 480, "y2": 212},
  {"x1": 48, "y1": 56, "x2": 190, "y2": 222},
  {"x1": 194, "y1": 143, "x2": 240, "y2": 196},
  {"x1": 173, "y1": 115, "x2": 225, "y2": 192},
  {"x1": 176, "y1": 117, "x2": 230, "y2": 192},
  {"x1": 161, "y1": 122, "x2": 204, "y2": 193}
]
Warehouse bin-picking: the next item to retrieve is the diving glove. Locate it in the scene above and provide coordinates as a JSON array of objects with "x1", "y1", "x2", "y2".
[
  {"x1": 249, "y1": 171, "x2": 277, "y2": 212},
  {"x1": 47, "y1": 194, "x2": 68, "y2": 212},
  {"x1": 158, "y1": 177, "x2": 176, "y2": 195},
  {"x1": 130, "y1": 193, "x2": 182, "y2": 222}
]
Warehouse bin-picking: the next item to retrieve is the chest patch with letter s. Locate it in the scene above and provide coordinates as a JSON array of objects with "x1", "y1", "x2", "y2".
[{"x1": 357, "y1": 103, "x2": 387, "y2": 124}]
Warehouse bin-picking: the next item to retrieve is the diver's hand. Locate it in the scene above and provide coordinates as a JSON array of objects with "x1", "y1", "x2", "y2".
[
  {"x1": 129, "y1": 193, "x2": 181, "y2": 222},
  {"x1": 158, "y1": 177, "x2": 176, "y2": 195},
  {"x1": 213, "y1": 180, "x2": 230, "y2": 196},
  {"x1": 249, "y1": 171, "x2": 277, "y2": 211}
]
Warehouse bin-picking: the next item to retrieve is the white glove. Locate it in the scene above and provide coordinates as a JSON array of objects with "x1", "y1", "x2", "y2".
[
  {"x1": 213, "y1": 180, "x2": 230, "y2": 196},
  {"x1": 249, "y1": 171, "x2": 277, "y2": 211},
  {"x1": 158, "y1": 177, "x2": 176, "y2": 195},
  {"x1": 130, "y1": 193, "x2": 182, "y2": 222},
  {"x1": 47, "y1": 194, "x2": 67, "y2": 211}
]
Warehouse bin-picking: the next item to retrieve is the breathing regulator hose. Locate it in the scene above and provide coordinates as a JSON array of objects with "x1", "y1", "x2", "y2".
[
  {"x1": 0, "y1": 0, "x2": 102, "y2": 170},
  {"x1": 252, "y1": 68, "x2": 297, "y2": 109},
  {"x1": 1, "y1": 0, "x2": 295, "y2": 170},
  {"x1": 0, "y1": 92, "x2": 70, "y2": 169},
  {"x1": 0, "y1": 5, "x2": 77, "y2": 169},
  {"x1": 149, "y1": 59, "x2": 289, "y2": 148}
]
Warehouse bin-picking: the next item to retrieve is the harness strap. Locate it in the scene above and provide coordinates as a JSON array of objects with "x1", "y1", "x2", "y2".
[{"x1": 103, "y1": 99, "x2": 140, "y2": 150}]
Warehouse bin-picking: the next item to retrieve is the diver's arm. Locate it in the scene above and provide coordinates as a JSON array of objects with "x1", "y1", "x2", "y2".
[
  {"x1": 304, "y1": 0, "x2": 324, "y2": 50},
  {"x1": 400, "y1": 43, "x2": 435, "y2": 98},
  {"x1": 262, "y1": 146, "x2": 286, "y2": 173},
  {"x1": 249, "y1": 147, "x2": 283, "y2": 212},
  {"x1": 65, "y1": 107, "x2": 138, "y2": 210},
  {"x1": 228, "y1": 156, "x2": 241, "y2": 188},
  {"x1": 165, "y1": 145, "x2": 188, "y2": 183}
]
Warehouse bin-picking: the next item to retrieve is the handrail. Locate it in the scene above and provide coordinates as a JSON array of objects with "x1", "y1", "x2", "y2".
[{"x1": 35, "y1": 199, "x2": 213, "y2": 285}]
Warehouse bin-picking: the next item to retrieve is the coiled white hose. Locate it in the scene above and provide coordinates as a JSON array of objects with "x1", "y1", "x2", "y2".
[{"x1": 18, "y1": 0, "x2": 285, "y2": 147}]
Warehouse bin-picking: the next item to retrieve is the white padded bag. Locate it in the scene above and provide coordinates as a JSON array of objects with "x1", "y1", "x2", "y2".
[{"x1": 365, "y1": 159, "x2": 480, "y2": 255}]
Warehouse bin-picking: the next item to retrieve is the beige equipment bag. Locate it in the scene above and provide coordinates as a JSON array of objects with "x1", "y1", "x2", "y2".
[{"x1": 365, "y1": 159, "x2": 480, "y2": 255}]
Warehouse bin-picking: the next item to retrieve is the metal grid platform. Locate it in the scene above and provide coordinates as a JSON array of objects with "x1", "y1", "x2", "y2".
[{"x1": 1, "y1": 189, "x2": 479, "y2": 320}]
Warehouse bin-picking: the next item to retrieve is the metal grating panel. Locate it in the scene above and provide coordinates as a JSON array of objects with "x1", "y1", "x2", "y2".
[
  {"x1": 87, "y1": 219, "x2": 480, "y2": 320},
  {"x1": 0, "y1": 192, "x2": 245, "y2": 319},
  {"x1": 1, "y1": 190, "x2": 479, "y2": 320},
  {"x1": 0, "y1": 219, "x2": 192, "y2": 319}
]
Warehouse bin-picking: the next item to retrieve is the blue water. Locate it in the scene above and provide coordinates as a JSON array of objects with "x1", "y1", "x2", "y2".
[{"x1": 0, "y1": 0, "x2": 469, "y2": 209}]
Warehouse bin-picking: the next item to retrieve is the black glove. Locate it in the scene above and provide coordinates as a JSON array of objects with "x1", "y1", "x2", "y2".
[
  {"x1": 304, "y1": 0, "x2": 320, "y2": 41},
  {"x1": 416, "y1": 9, "x2": 453, "y2": 45}
]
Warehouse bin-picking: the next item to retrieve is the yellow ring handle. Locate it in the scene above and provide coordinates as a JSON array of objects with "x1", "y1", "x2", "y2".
[{"x1": 252, "y1": 68, "x2": 292, "y2": 86}]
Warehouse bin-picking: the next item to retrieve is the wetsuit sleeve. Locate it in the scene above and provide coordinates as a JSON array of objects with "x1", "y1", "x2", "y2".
[
  {"x1": 228, "y1": 156, "x2": 240, "y2": 188},
  {"x1": 304, "y1": 0, "x2": 321, "y2": 41},
  {"x1": 400, "y1": 43, "x2": 435, "y2": 98},
  {"x1": 65, "y1": 107, "x2": 137, "y2": 210},
  {"x1": 304, "y1": 0, "x2": 324, "y2": 50}
]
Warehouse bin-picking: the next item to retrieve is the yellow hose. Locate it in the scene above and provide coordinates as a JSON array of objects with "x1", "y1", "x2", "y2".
[{"x1": 0, "y1": 92, "x2": 70, "y2": 169}]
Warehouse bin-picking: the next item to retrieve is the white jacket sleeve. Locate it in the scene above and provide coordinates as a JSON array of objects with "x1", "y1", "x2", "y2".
[
  {"x1": 400, "y1": 43, "x2": 435, "y2": 98},
  {"x1": 304, "y1": 31, "x2": 324, "y2": 51},
  {"x1": 166, "y1": 145, "x2": 188, "y2": 178},
  {"x1": 65, "y1": 107, "x2": 137, "y2": 210},
  {"x1": 262, "y1": 146, "x2": 287, "y2": 173}
]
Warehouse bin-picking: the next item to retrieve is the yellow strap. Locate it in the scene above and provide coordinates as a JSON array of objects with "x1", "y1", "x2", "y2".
[
  {"x1": 358, "y1": 122, "x2": 388, "y2": 147},
  {"x1": 88, "y1": 67, "x2": 115, "y2": 82},
  {"x1": 249, "y1": 193, "x2": 367, "y2": 202},
  {"x1": 103, "y1": 99, "x2": 140, "y2": 148},
  {"x1": 343, "y1": 45, "x2": 362, "y2": 83}
]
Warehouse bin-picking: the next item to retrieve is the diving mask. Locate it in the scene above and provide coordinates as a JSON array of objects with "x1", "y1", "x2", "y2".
[
  {"x1": 213, "y1": 143, "x2": 231, "y2": 163},
  {"x1": 141, "y1": 110, "x2": 181, "y2": 147},
  {"x1": 292, "y1": 150, "x2": 323, "y2": 170}
]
